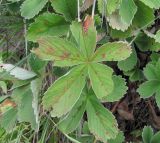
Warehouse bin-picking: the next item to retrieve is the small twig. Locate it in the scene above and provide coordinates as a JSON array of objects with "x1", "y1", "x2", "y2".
[
  {"x1": 23, "y1": 19, "x2": 28, "y2": 56},
  {"x1": 111, "y1": 101, "x2": 121, "y2": 113}
]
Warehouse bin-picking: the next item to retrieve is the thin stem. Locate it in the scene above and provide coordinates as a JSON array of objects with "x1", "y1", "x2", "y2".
[
  {"x1": 24, "y1": 19, "x2": 28, "y2": 56},
  {"x1": 92, "y1": 0, "x2": 97, "y2": 19},
  {"x1": 77, "y1": 0, "x2": 81, "y2": 22}
]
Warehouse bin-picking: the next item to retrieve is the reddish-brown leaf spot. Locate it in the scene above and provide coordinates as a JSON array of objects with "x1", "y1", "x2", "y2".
[
  {"x1": 60, "y1": 52, "x2": 71, "y2": 60},
  {"x1": 83, "y1": 15, "x2": 93, "y2": 33}
]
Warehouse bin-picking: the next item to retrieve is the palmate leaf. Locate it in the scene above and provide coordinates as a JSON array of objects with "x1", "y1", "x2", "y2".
[
  {"x1": 92, "y1": 42, "x2": 132, "y2": 62},
  {"x1": 140, "y1": 0, "x2": 160, "y2": 9},
  {"x1": 58, "y1": 93, "x2": 87, "y2": 134},
  {"x1": 51, "y1": 0, "x2": 77, "y2": 21},
  {"x1": 86, "y1": 93, "x2": 118, "y2": 142},
  {"x1": 20, "y1": 0, "x2": 48, "y2": 19},
  {"x1": 119, "y1": 0, "x2": 137, "y2": 25},
  {"x1": 27, "y1": 13, "x2": 70, "y2": 42},
  {"x1": 88, "y1": 63, "x2": 114, "y2": 99},
  {"x1": 70, "y1": 17, "x2": 97, "y2": 58},
  {"x1": 42, "y1": 65, "x2": 87, "y2": 117},
  {"x1": 32, "y1": 37, "x2": 85, "y2": 67}
]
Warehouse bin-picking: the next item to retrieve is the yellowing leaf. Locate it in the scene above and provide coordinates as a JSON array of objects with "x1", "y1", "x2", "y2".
[
  {"x1": 107, "y1": 11, "x2": 129, "y2": 31},
  {"x1": 92, "y1": 42, "x2": 132, "y2": 62},
  {"x1": 42, "y1": 65, "x2": 87, "y2": 117},
  {"x1": 33, "y1": 37, "x2": 85, "y2": 67},
  {"x1": 88, "y1": 63, "x2": 114, "y2": 99}
]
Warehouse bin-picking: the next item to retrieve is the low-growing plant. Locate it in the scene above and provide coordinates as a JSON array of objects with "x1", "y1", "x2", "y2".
[{"x1": 0, "y1": 0, "x2": 160, "y2": 142}]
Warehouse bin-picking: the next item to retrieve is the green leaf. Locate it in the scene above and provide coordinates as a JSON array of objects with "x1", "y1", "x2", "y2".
[
  {"x1": 140, "y1": 0, "x2": 160, "y2": 9},
  {"x1": 0, "y1": 108, "x2": 17, "y2": 132},
  {"x1": 150, "y1": 53, "x2": 160, "y2": 63},
  {"x1": 142, "y1": 126, "x2": 153, "y2": 143},
  {"x1": 20, "y1": 0, "x2": 48, "y2": 19},
  {"x1": 107, "y1": 0, "x2": 120, "y2": 14},
  {"x1": 108, "y1": 131, "x2": 125, "y2": 143},
  {"x1": 88, "y1": 63, "x2": 114, "y2": 99},
  {"x1": 58, "y1": 93, "x2": 87, "y2": 134},
  {"x1": 92, "y1": 41, "x2": 132, "y2": 62},
  {"x1": 70, "y1": 19, "x2": 97, "y2": 58},
  {"x1": 42, "y1": 65, "x2": 87, "y2": 117},
  {"x1": 133, "y1": 1, "x2": 155, "y2": 28},
  {"x1": 12, "y1": 85, "x2": 37, "y2": 130},
  {"x1": 118, "y1": 47, "x2": 137, "y2": 72},
  {"x1": 27, "y1": 13, "x2": 69, "y2": 42},
  {"x1": 151, "y1": 131, "x2": 160, "y2": 143},
  {"x1": 119, "y1": 0, "x2": 137, "y2": 25},
  {"x1": 144, "y1": 63, "x2": 159, "y2": 80},
  {"x1": 129, "y1": 69, "x2": 144, "y2": 82},
  {"x1": 33, "y1": 36, "x2": 85, "y2": 67},
  {"x1": 28, "y1": 54, "x2": 46, "y2": 74},
  {"x1": 135, "y1": 33, "x2": 160, "y2": 52},
  {"x1": 86, "y1": 93, "x2": 118, "y2": 142},
  {"x1": 98, "y1": 0, "x2": 120, "y2": 15},
  {"x1": 137, "y1": 80, "x2": 160, "y2": 98},
  {"x1": 0, "y1": 64, "x2": 36, "y2": 80},
  {"x1": 51, "y1": 0, "x2": 77, "y2": 21},
  {"x1": 110, "y1": 27, "x2": 133, "y2": 39},
  {"x1": 102, "y1": 75, "x2": 127, "y2": 102}
]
